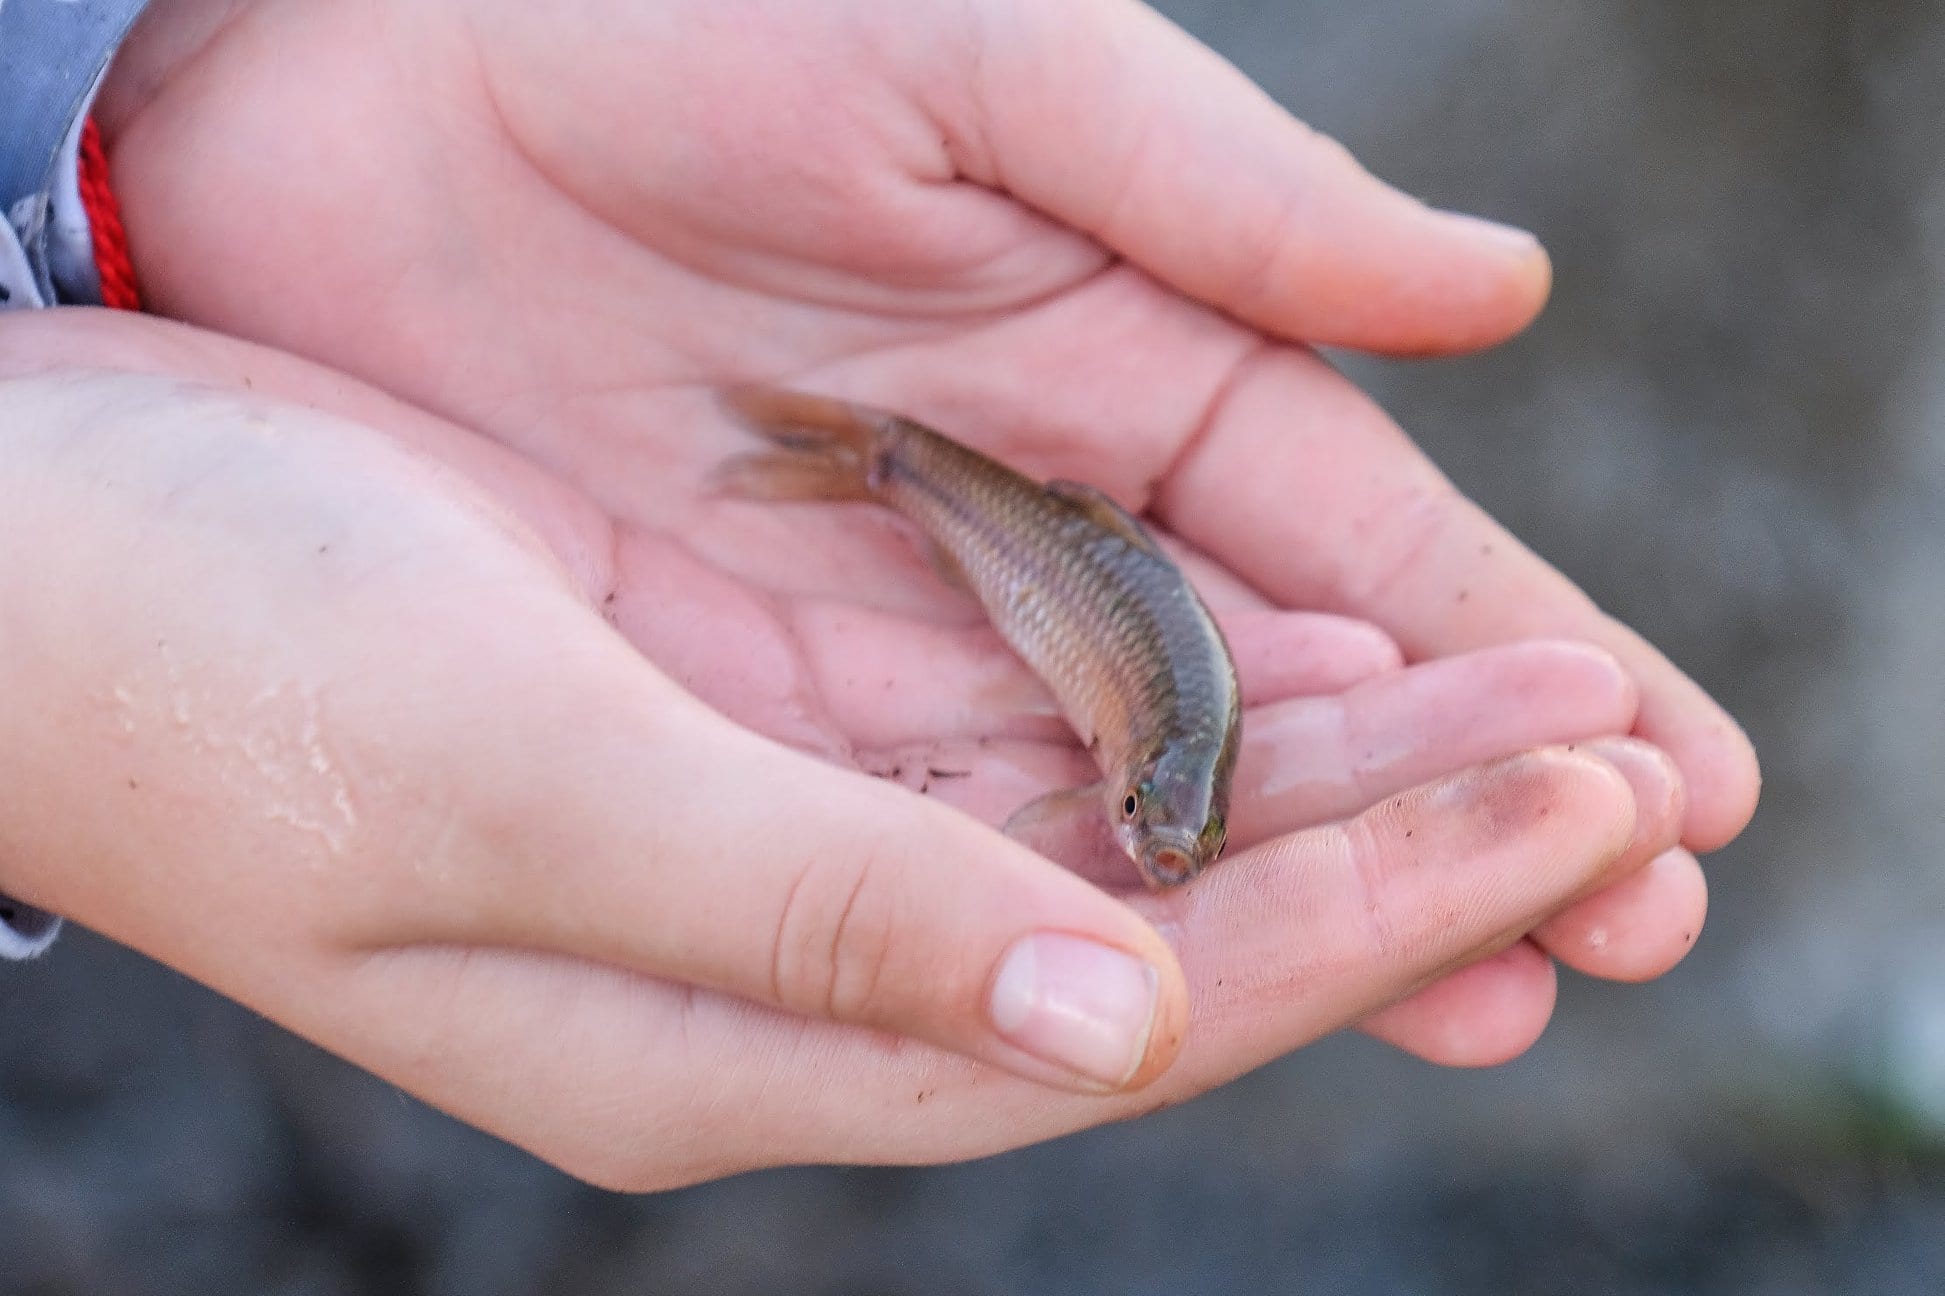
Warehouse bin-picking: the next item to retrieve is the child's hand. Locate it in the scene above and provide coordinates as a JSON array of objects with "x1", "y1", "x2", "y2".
[{"x1": 0, "y1": 316, "x2": 1682, "y2": 1188}]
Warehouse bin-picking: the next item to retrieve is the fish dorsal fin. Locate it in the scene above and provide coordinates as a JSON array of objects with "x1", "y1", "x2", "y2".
[{"x1": 1044, "y1": 480, "x2": 1163, "y2": 555}]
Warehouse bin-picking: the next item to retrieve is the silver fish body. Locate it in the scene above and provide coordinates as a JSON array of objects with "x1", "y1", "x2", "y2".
[{"x1": 718, "y1": 387, "x2": 1241, "y2": 887}]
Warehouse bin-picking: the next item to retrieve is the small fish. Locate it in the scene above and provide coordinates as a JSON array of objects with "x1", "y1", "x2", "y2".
[{"x1": 716, "y1": 386, "x2": 1241, "y2": 888}]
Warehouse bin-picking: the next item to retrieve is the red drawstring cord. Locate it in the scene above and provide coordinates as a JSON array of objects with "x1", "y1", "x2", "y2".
[{"x1": 76, "y1": 117, "x2": 140, "y2": 310}]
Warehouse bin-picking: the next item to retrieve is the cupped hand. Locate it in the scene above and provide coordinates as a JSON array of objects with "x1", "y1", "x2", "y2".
[
  {"x1": 0, "y1": 314, "x2": 1681, "y2": 1189},
  {"x1": 100, "y1": 0, "x2": 1755, "y2": 831},
  {"x1": 31, "y1": 0, "x2": 1751, "y2": 1180}
]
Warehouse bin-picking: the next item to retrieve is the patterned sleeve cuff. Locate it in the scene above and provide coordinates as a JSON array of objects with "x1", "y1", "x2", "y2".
[
  {"x1": 0, "y1": 0, "x2": 150, "y2": 309},
  {"x1": 0, "y1": 79, "x2": 131, "y2": 310}
]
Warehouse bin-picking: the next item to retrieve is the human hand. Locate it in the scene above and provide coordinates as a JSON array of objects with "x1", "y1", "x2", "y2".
[
  {"x1": 61, "y1": 0, "x2": 1750, "y2": 1171},
  {"x1": 0, "y1": 312, "x2": 1682, "y2": 1188},
  {"x1": 98, "y1": 0, "x2": 1748, "y2": 1048}
]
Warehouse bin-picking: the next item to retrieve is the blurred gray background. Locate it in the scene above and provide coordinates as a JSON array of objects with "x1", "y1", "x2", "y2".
[{"x1": 6, "y1": 0, "x2": 1941, "y2": 1291}]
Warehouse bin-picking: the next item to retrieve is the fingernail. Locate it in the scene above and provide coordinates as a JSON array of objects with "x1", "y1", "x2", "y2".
[
  {"x1": 1435, "y1": 208, "x2": 1544, "y2": 258},
  {"x1": 989, "y1": 934, "x2": 1159, "y2": 1090}
]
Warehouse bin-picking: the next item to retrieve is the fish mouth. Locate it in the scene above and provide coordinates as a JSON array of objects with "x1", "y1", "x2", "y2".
[{"x1": 1138, "y1": 832, "x2": 1203, "y2": 889}]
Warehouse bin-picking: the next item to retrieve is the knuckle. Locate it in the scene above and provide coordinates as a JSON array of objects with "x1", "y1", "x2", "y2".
[
  {"x1": 1340, "y1": 479, "x2": 1466, "y2": 609},
  {"x1": 1217, "y1": 184, "x2": 1304, "y2": 316},
  {"x1": 768, "y1": 847, "x2": 905, "y2": 1025},
  {"x1": 1338, "y1": 811, "x2": 1407, "y2": 961}
]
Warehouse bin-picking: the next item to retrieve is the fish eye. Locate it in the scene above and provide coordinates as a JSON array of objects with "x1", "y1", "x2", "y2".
[{"x1": 1121, "y1": 791, "x2": 1140, "y2": 819}]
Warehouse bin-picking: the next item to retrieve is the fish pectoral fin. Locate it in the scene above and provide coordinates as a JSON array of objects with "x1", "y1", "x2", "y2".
[
  {"x1": 1044, "y1": 480, "x2": 1165, "y2": 555},
  {"x1": 1003, "y1": 782, "x2": 1138, "y2": 888}
]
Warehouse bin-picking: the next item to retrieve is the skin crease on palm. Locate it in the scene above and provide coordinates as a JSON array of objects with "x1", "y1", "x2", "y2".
[{"x1": 0, "y1": 0, "x2": 1751, "y2": 1188}]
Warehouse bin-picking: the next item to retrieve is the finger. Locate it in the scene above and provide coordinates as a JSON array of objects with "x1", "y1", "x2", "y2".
[
  {"x1": 1367, "y1": 847, "x2": 1704, "y2": 1066},
  {"x1": 1523, "y1": 737, "x2": 1693, "y2": 980},
  {"x1": 1355, "y1": 736, "x2": 1685, "y2": 1065},
  {"x1": 851, "y1": 639, "x2": 1640, "y2": 892},
  {"x1": 1532, "y1": 847, "x2": 1708, "y2": 982},
  {"x1": 1230, "y1": 640, "x2": 1636, "y2": 848},
  {"x1": 1357, "y1": 941, "x2": 1558, "y2": 1067},
  {"x1": 1157, "y1": 348, "x2": 1761, "y2": 851},
  {"x1": 955, "y1": 0, "x2": 1551, "y2": 353},
  {"x1": 1115, "y1": 748, "x2": 1635, "y2": 1088},
  {"x1": 378, "y1": 662, "x2": 1193, "y2": 1096}
]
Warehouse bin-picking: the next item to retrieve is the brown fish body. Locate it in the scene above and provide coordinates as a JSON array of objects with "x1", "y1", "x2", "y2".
[{"x1": 718, "y1": 387, "x2": 1241, "y2": 887}]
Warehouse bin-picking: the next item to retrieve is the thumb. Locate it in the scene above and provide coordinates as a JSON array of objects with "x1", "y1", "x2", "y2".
[
  {"x1": 949, "y1": 0, "x2": 1550, "y2": 354},
  {"x1": 385, "y1": 661, "x2": 1192, "y2": 1096}
]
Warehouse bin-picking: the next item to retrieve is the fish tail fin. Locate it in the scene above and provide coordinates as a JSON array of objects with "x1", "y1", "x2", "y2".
[{"x1": 712, "y1": 385, "x2": 896, "y2": 503}]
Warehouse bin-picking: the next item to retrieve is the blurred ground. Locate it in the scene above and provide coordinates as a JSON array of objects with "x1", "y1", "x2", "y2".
[{"x1": 6, "y1": 1, "x2": 1943, "y2": 1291}]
